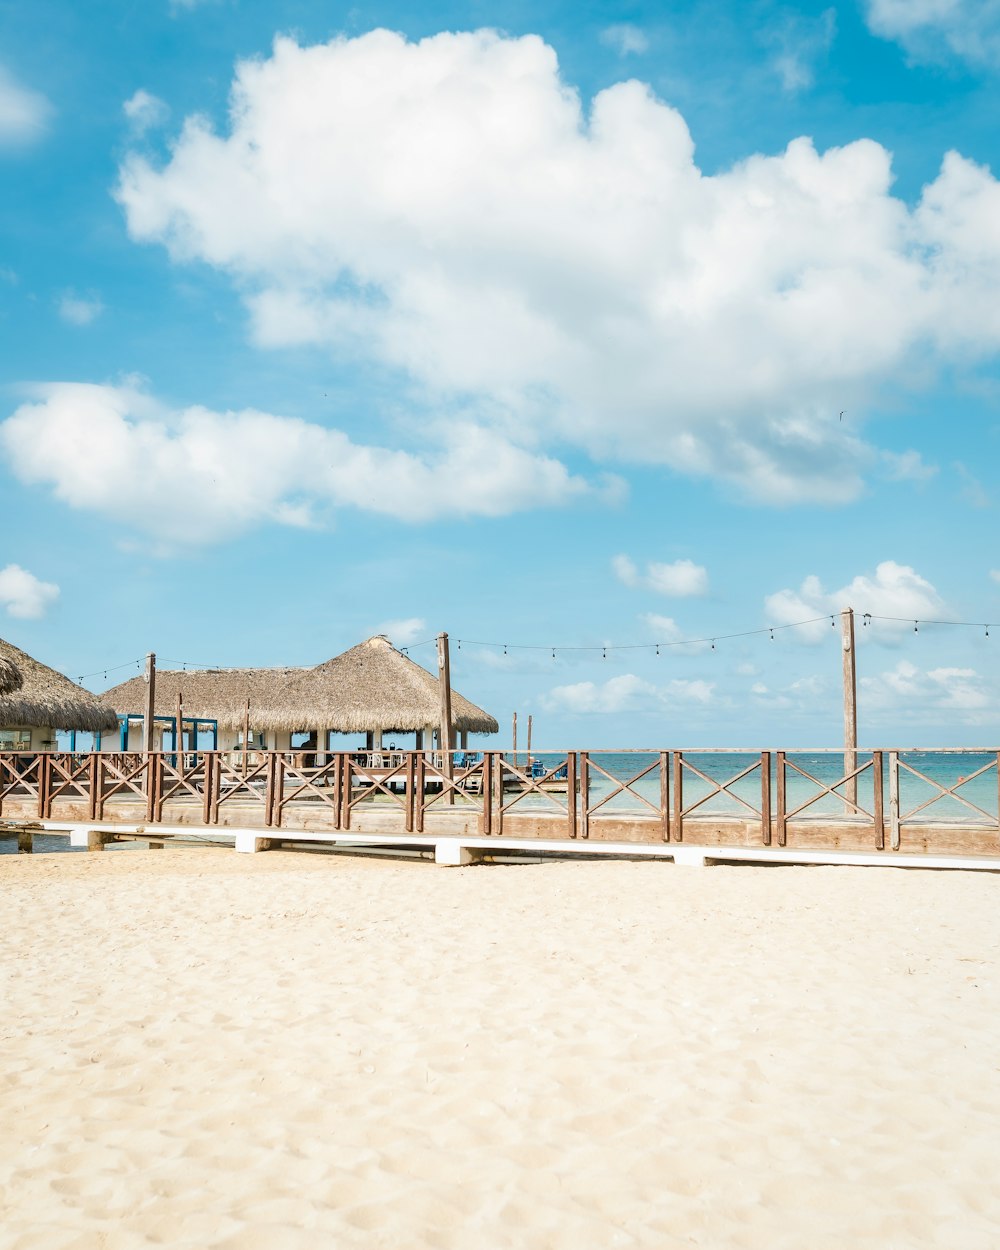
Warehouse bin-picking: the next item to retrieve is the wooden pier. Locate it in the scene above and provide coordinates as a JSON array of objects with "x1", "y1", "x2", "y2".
[{"x1": 2, "y1": 747, "x2": 999, "y2": 870}]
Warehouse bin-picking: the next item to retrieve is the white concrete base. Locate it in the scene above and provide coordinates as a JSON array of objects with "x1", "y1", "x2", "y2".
[
  {"x1": 434, "y1": 841, "x2": 481, "y2": 866},
  {"x1": 235, "y1": 831, "x2": 272, "y2": 854},
  {"x1": 69, "y1": 827, "x2": 104, "y2": 852},
  {"x1": 670, "y1": 847, "x2": 711, "y2": 867}
]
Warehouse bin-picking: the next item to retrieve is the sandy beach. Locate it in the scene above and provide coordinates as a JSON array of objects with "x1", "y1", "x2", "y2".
[{"x1": 2, "y1": 848, "x2": 999, "y2": 1249}]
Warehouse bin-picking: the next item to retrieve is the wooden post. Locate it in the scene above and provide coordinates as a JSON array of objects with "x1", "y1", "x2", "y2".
[
  {"x1": 873, "y1": 749, "x2": 884, "y2": 849},
  {"x1": 660, "y1": 751, "x2": 670, "y2": 842},
  {"x1": 147, "y1": 752, "x2": 159, "y2": 822},
  {"x1": 405, "y1": 751, "x2": 415, "y2": 832},
  {"x1": 760, "y1": 750, "x2": 771, "y2": 846},
  {"x1": 579, "y1": 751, "x2": 590, "y2": 840},
  {"x1": 494, "y1": 750, "x2": 504, "y2": 836},
  {"x1": 889, "y1": 750, "x2": 900, "y2": 850},
  {"x1": 512, "y1": 712, "x2": 517, "y2": 767},
  {"x1": 566, "y1": 751, "x2": 577, "y2": 838},
  {"x1": 842, "y1": 608, "x2": 858, "y2": 813},
  {"x1": 437, "y1": 632, "x2": 454, "y2": 805},
  {"x1": 526, "y1": 715, "x2": 532, "y2": 767},
  {"x1": 242, "y1": 699, "x2": 250, "y2": 780},
  {"x1": 175, "y1": 690, "x2": 184, "y2": 769},
  {"x1": 672, "y1": 751, "x2": 683, "y2": 843},
  {"x1": 776, "y1": 750, "x2": 787, "y2": 846},
  {"x1": 142, "y1": 652, "x2": 156, "y2": 755},
  {"x1": 482, "y1": 751, "x2": 493, "y2": 836}
]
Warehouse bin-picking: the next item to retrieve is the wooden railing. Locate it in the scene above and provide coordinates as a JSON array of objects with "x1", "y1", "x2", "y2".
[{"x1": 1, "y1": 749, "x2": 998, "y2": 854}]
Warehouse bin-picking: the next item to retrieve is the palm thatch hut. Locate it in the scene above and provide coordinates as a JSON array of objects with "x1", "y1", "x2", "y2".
[
  {"x1": 0, "y1": 657, "x2": 22, "y2": 696},
  {"x1": 102, "y1": 636, "x2": 498, "y2": 751},
  {"x1": 0, "y1": 638, "x2": 118, "y2": 751}
]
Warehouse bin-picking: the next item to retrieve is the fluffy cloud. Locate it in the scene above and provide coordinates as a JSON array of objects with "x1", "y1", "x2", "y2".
[
  {"x1": 861, "y1": 660, "x2": 994, "y2": 724},
  {"x1": 614, "y1": 555, "x2": 708, "y2": 596},
  {"x1": 881, "y1": 449, "x2": 937, "y2": 482},
  {"x1": 763, "y1": 7, "x2": 836, "y2": 93},
  {"x1": 0, "y1": 383, "x2": 595, "y2": 544},
  {"x1": 543, "y1": 673, "x2": 714, "y2": 714},
  {"x1": 0, "y1": 564, "x2": 59, "y2": 618},
  {"x1": 376, "y1": 617, "x2": 427, "y2": 646},
  {"x1": 58, "y1": 293, "x2": 104, "y2": 326},
  {"x1": 0, "y1": 65, "x2": 51, "y2": 146},
  {"x1": 115, "y1": 30, "x2": 1000, "y2": 503},
  {"x1": 123, "y1": 89, "x2": 169, "y2": 135},
  {"x1": 865, "y1": 0, "x2": 1000, "y2": 66},
  {"x1": 600, "y1": 25, "x2": 649, "y2": 56},
  {"x1": 765, "y1": 561, "x2": 947, "y2": 641}
]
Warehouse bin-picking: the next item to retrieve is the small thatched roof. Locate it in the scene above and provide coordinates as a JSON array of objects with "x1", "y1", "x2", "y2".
[
  {"x1": 0, "y1": 657, "x2": 22, "y2": 696},
  {"x1": 102, "y1": 667, "x2": 309, "y2": 734},
  {"x1": 102, "y1": 636, "x2": 498, "y2": 736},
  {"x1": 0, "y1": 639, "x2": 119, "y2": 732},
  {"x1": 290, "y1": 636, "x2": 499, "y2": 735}
]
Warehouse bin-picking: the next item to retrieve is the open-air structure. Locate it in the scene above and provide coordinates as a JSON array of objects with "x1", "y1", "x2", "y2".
[
  {"x1": 101, "y1": 635, "x2": 498, "y2": 752},
  {"x1": 0, "y1": 638, "x2": 119, "y2": 752}
]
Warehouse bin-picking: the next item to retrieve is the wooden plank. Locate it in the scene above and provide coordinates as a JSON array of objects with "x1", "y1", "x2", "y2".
[
  {"x1": 841, "y1": 609, "x2": 857, "y2": 811},
  {"x1": 38, "y1": 753, "x2": 51, "y2": 820},
  {"x1": 482, "y1": 752, "x2": 493, "y2": 836},
  {"x1": 760, "y1": 750, "x2": 771, "y2": 845},
  {"x1": 579, "y1": 751, "x2": 590, "y2": 840},
  {"x1": 405, "y1": 752, "x2": 415, "y2": 833},
  {"x1": 142, "y1": 653, "x2": 156, "y2": 754},
  {"x1": 566, "y1": 752, "x2": 577, "y2": 839},
  {"x1": 889, "y1": 751, "x2": 900, "y2": 850},
  {"x1": 873, "y1": 750, "x2": 884, "y2": 849},
  {"x1": 659, "y1": 751, "x2": 669, "y2": 842},
  {"x1": 672, "y1": 751, "x2": 683, "y2": 843},
  {"x1": 776, "y1": 751, "x2": 786, "y2": 847},
  {"x1": 437, "y1": 634, "x2": 454, "y2": 805},
  {"x1": 202, "y1": 753, "x2": 213, "y2": 826}
]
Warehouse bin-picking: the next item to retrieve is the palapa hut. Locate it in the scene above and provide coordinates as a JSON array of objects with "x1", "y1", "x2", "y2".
[
  {"x1": 0, "y1": 638, "x2": 119, "y2": 751},
  {"x1": 102, "y1": 636, "x2": 498, "y2": 752}
]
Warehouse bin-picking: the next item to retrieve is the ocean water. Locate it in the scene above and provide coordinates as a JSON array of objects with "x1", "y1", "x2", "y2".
[
  {"x1": 504, "y1": 751, "x2": 1000, "y2": 824},
  {"x1": 4, "y1": 749, "x2": 997, "y2": 854}
]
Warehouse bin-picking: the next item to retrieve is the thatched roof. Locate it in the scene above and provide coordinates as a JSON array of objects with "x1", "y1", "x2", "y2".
[
  {"x1": 0, "y1": 639, "x2": 119, "y2": 732},
  {"x1": 0, "y1": 657, "x2": 22, "y2": 696},
  {"x1": 291, "y1": 636, "x2": 499, "y2": 734},
  {"x1": 102, "y1": 637, "x2": 498, "y2": 736},
  {"x1": 102, "y1": 667, "x2": 309, "y2": 734}
]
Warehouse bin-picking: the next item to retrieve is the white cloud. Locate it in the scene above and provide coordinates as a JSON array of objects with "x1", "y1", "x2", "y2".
[
  {"x1": 881, "y1": 449, "x2": 937, "y2": 482},
  {"x1": 0, "y1": 383, "x2": 596, "y2": 544},
  {"x1": 865, "y1": 0, "x2": 1000, "y2": 67},
  {"x1": 376, "y1": 617, "x2": 426, "y2": 646},
  {"x1": 123, "y1": 89, "x2": 169, "y2": 135},
  {"x1": 58, "y1": 293, "x2": 104, "y2": 326},
  {"x1": 765, "y1": 561, "x2": 947, "y2": 642},
  {"x1": 113, "y1": 30, "x2": 1000, "y2": 504},
  {"x1": 861, "y1": 659, "x2": 994, "y2": 724},
  {"x1": 614, "y1": 554, "x2": 708, "y2": 596},
  {"x1": 0, "y1": 564, "x2": 59, "y2": 619},
  {"x1": 0, "y1": 65, "x2": 52, "y2": 146},
  {"x1": 764, "y1": 7, "x2": 837, "y2": 93},
  {"x1": 599, "y1": 24, "x2": 649, "y2": 56},
  {"x1": 990, "y1": 570, "x2": 1000, "y2": 585},
  {"x1": 542, "y1": 672, "x2": 714, "y2": 714}
]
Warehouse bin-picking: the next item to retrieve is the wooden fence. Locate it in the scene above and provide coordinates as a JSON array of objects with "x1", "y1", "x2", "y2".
[{"x1": 2, "y1": 748, "x2": 999, "y2": 857}]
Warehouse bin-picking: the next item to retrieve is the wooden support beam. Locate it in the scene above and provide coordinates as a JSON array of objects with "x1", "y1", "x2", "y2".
[
  {"x1": 889, "y1": 751, "x2": 900, "y2": 850},
  {"x1": 873, "y1": 749, "x2": 884, "y2": 849},
  {"x1": 660, "y1": 751, "x2": 670, "y2": 842},
  {"x1": 142, "y1": 652, "x2": 156, "y2": 755},
  {"x1": 842, "y1": 608, "x2": 858, "y2": 812},
  {"x1": 437, "y1": 633, "x2": 454, "y2": 805},
  {"x1": 760, "y1": 750, "x2": 771, "y2": 846}
]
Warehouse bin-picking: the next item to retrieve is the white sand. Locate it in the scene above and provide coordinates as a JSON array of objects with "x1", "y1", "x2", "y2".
[{"x1": 2, "y1": 848, "x2": 999, "y2": 1249}]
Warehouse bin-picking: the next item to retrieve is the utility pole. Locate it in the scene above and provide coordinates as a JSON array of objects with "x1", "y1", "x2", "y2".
[
  {"x1": 842, "y1": 607, "x2": 857, "y2": 812},
  {"x1": 142, "y1": 652, "x2": 156, "y2": 754},
  {"x1": 437, "y1": 632, "x2": 454, "y2": 803}
]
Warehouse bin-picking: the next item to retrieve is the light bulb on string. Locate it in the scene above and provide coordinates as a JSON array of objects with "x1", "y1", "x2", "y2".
[
  {"x1": 830, "y1": 616, "x2": 836, "y2": 628},
  {"x1": 503, "y1": 645, "x2": 508, "y2": 656},
  {"x1": 769, "y1": 629, "x2": 774, "y2": 641},
  {"x1": 602, "y1": 646, "x2": 607, "y2": 659},
  {"x1": 914, "y1": 621, "x2": 919, "y2": 633},
  {"x1": 551, "y1": 648, "x2": 556, "y2": 660},
  {"x1": 655, "y1": 644, "x2": 660, "y2": 656},
  {"x1": 711, "y1": 640, "x2": 716, "y2": 650}
]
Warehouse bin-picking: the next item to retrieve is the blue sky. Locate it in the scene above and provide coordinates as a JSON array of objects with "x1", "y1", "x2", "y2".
[{"x1": 3, "y1": 0, "x2": 1000, "y2": 747}]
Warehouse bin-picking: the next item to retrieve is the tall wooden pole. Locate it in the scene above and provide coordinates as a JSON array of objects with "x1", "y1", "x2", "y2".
[
  {"x1": 437, "y1": 632, "x2": 454, "y2": 802},
  {"x1": 527, "y1": 715, "x2": 533, "y2": 766},
  {"x1": 512, "y1": 712, "x2": 518, "y2": 767},
  {"x1": 142, "y1": 652, "x2": 156, "y2": 755},
  {"x1": 842, "y1": 607, "x2": 857, "y2": 811},
  {"x1": 242, "y1": 698, "x2": 250, "y2": 779},
  {"x1": 175, "y1": 689, "x2": 184, "y2": 766}
]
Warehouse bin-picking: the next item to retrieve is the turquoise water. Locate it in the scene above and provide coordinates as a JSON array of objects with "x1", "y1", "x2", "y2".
[{"x1": 503, "y1": 751, "x2": 1000, "y2": 823}]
